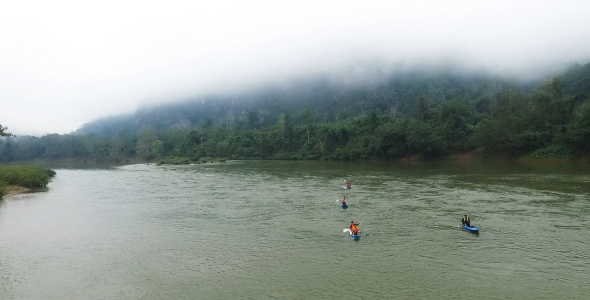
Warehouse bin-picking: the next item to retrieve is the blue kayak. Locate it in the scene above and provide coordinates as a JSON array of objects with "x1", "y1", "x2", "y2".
[
  {"x1": 341, "y1": 203, "x2": 348, "y2": 209},
  {"x1": 462, "y1": 224, "x2": 479, "y2": 233},
  {"x1": 350, "y1": 232, "x2": 362, "y2": 240}
]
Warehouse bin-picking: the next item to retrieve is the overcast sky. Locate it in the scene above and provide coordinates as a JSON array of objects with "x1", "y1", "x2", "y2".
[{"x1": 2, "y1": 0, "x2": 590, "y2": 136}]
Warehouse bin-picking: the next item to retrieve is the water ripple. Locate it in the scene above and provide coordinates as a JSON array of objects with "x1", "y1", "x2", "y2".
[{"x1": 1, "y1": 161, "x2": 589, "y2": 299}]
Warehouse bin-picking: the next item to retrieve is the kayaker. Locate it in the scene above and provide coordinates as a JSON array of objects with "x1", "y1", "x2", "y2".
[
  {"x1": 342, "y1": 197, "x2": 347, "y2": 204},
  {"x1": 350, "y1": 221, "x2": 360, "y2": 235},
  {"x1": 461, "y1": 215, "x2": 471, "y2": 227},
  {"x1": 346, "y1": 181, "x2": 351, "y2": 189}
]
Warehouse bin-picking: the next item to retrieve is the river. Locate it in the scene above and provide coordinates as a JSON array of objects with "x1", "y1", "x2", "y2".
[{"x1": 1, "y1": 160, "x2": 589, "y2": 299}]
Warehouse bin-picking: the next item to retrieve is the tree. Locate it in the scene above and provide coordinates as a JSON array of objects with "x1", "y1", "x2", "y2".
[
  {"x1": 136, "y1": 125, "x2": 161, "y2": 159},
  {"x1": 563, "y1": 101, "x2": 590, "y2": 152},
  {"x1": 0, "y1": 124, "x2": 14, "y2": 137},
  {"x1": 277, "y1": 113, "x2": 292, "y2": 140},
  {"x1": 300, "y1": 109, "x2": 315, "y2": 142},
  {"x1": 300, "y1": 109, "x2": 315, "y2": 125},
  {"x1": 110, "y1": 131, "x2": 135, "y2": 158},
  {"x1": 247, "y1": 111, "x2": 259, "y2": 129},
  {"x1": 375, "y1": 120, "x2": 407, "y2": 157},
  {"x1": 438, "y1": 99, "x2": 474, "y2": 151},
  {"x1": 417, "y1": 97, "x2": 430, "y2": 121},
  {"x1": 405, "y1": 119, "x2": 444, "y2": 157},
  {"x1": 0, "y1": 139, "x2": 16, "y2": 161}
]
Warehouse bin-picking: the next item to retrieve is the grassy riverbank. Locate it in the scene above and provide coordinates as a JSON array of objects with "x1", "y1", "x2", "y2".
[{"x1": 0, "y1": 166, "x2": 56, "y2": 199}]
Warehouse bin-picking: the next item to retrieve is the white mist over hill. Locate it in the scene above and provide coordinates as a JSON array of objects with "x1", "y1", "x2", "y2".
[{"x1": 2, "y1": 0, "x2": 589, "y2": 135}]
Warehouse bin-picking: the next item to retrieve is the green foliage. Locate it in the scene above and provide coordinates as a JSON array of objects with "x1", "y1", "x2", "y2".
[
  {"x1": 405, "y1": 119, "x2": 445, "y2": 157},
  {"x1": 375, "y1": 119, "x2": 410, "y2": 157},
  {"x1": 470, "y1": 118, "x2": 496, "y2": 151},
  {"x1": 562, "y1": 100, "x2": 590, "y2": 152},
  {"x1": 0, "y1": 124, "x2": 14, "y2": 137},
  {"x1": 136, "y1": 125, "x2": 161, "y2": 160},
  {"x1": 527, "y1": 145, "x2": 573, "y2": 159},
  {"x1": 0, "y1": 165, "x2": 56, "y2": 190},
  {"x1": 374, "y1": 118, "x2": 444, "y2": 158},
  {"x1": 437, "y1": 99, "x2": 475, "y2": 151},
  {"x1": 156, "y1": 156, "x2": 192, "y2": 165},
  {"x1": 2, "y1": 62, "x2": 590, "y2": 162}
]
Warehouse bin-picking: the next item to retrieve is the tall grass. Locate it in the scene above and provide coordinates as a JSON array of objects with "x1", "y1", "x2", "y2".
[{"x1": 0, "y1": 166, "x2": 56, "y2": 198}]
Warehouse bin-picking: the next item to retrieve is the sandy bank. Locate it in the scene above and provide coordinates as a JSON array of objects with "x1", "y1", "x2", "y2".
[{"x1": 3, "y1": 185, "x2": 33, "y2": 198}]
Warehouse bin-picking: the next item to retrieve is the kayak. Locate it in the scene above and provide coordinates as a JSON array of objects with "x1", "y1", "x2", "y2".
[
  {"x1": 341, "y1": 203, "x2": 348, "y2": 209},
  {"x1": 462, "y1": 224, "x2": 479, "y2": 233},
  {"x1": 343, "y1": 228, "x2": 361, "y2": 240}
]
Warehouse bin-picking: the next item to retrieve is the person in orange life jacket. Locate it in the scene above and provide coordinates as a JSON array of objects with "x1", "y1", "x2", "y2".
[
  {"x1": 346, "y1": 182, "x2": 351, "y2": 189},
  {"x1": 350, "y1": 221, "x2": 360, "y2": 235},
  {"x1": 461, "y1": 215, "x2": 471, "y2": 227},
  {"x1": 342, "y1": 196, "x2": 347, "y2": 204}
]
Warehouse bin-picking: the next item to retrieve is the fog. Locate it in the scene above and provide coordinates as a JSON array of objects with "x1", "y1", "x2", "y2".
[{"x1": 2, "y1": 0, "x2": 590, "y2": 135}]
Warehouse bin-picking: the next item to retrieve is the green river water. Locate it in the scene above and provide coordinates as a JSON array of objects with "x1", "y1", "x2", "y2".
[{"x1": 1, "y1": 160, "x2": 589, "y2": 299}]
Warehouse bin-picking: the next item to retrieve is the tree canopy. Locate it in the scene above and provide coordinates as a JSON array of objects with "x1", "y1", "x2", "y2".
[
  {"x1": 0, "y1": 124, "x2": 13, "y2": 137},
  {"x1": 2, "y1": 62, "x2": 590, "y2": 164}
]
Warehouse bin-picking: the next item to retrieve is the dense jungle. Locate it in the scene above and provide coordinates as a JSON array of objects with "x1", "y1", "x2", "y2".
[{"x1": 1, "y1": 62, "x2": 589, "y2": 164}]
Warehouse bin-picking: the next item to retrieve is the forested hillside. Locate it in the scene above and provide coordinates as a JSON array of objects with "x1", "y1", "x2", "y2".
[
  {"x1": 1, "y1": 63, "x2": 589, "y2": 163},
  {"x1": 74, "y1": 66, "x2": 526, "y2": 136}
]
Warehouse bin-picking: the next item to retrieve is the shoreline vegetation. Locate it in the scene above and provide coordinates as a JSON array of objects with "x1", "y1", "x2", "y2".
[
  {"x1": 156, "y1": 156, "x2": 227, "y2": 166},
  {"x1": 151, "y1": 151, "x2": 589, "y2": 165},
  {"x1": 0, "y1": 166, "x2": 56, "y2": 199},
  {"x1": 2, "y1": 63, "x2": 589, "y2": 166},
  {"x1": 2, "y1": 150, "x2": 588, "y2": 168}
]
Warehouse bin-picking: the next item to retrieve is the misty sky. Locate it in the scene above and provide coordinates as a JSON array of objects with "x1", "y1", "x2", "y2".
[{"x1": 2, "y1": 0, "x2": 590, "y2": 136}]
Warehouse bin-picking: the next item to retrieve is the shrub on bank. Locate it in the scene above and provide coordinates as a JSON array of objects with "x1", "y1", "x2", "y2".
[
  {"x1": 0, "y1": 166, "x2": 56, "y2": 189},
  {"x1": 156, "y1": 156, "x2": 192, "y2": 165},
  {"x1": 527, "y1": 145, "x2": 573, "y2": 159}
]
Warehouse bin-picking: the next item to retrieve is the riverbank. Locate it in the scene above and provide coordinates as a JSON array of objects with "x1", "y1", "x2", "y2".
[
  {"x1": 3, "y1": 150, "x2": 589, "y2": 168},
  {"x1": 0, "y1": 165, "x2": 56, "y2": 199},
  {"x1": 444, "y1": 149, "x2": 590, "y2": 164},
  {"x1": 3, "y1": 185, "x2": 33, "y2": 197}
]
